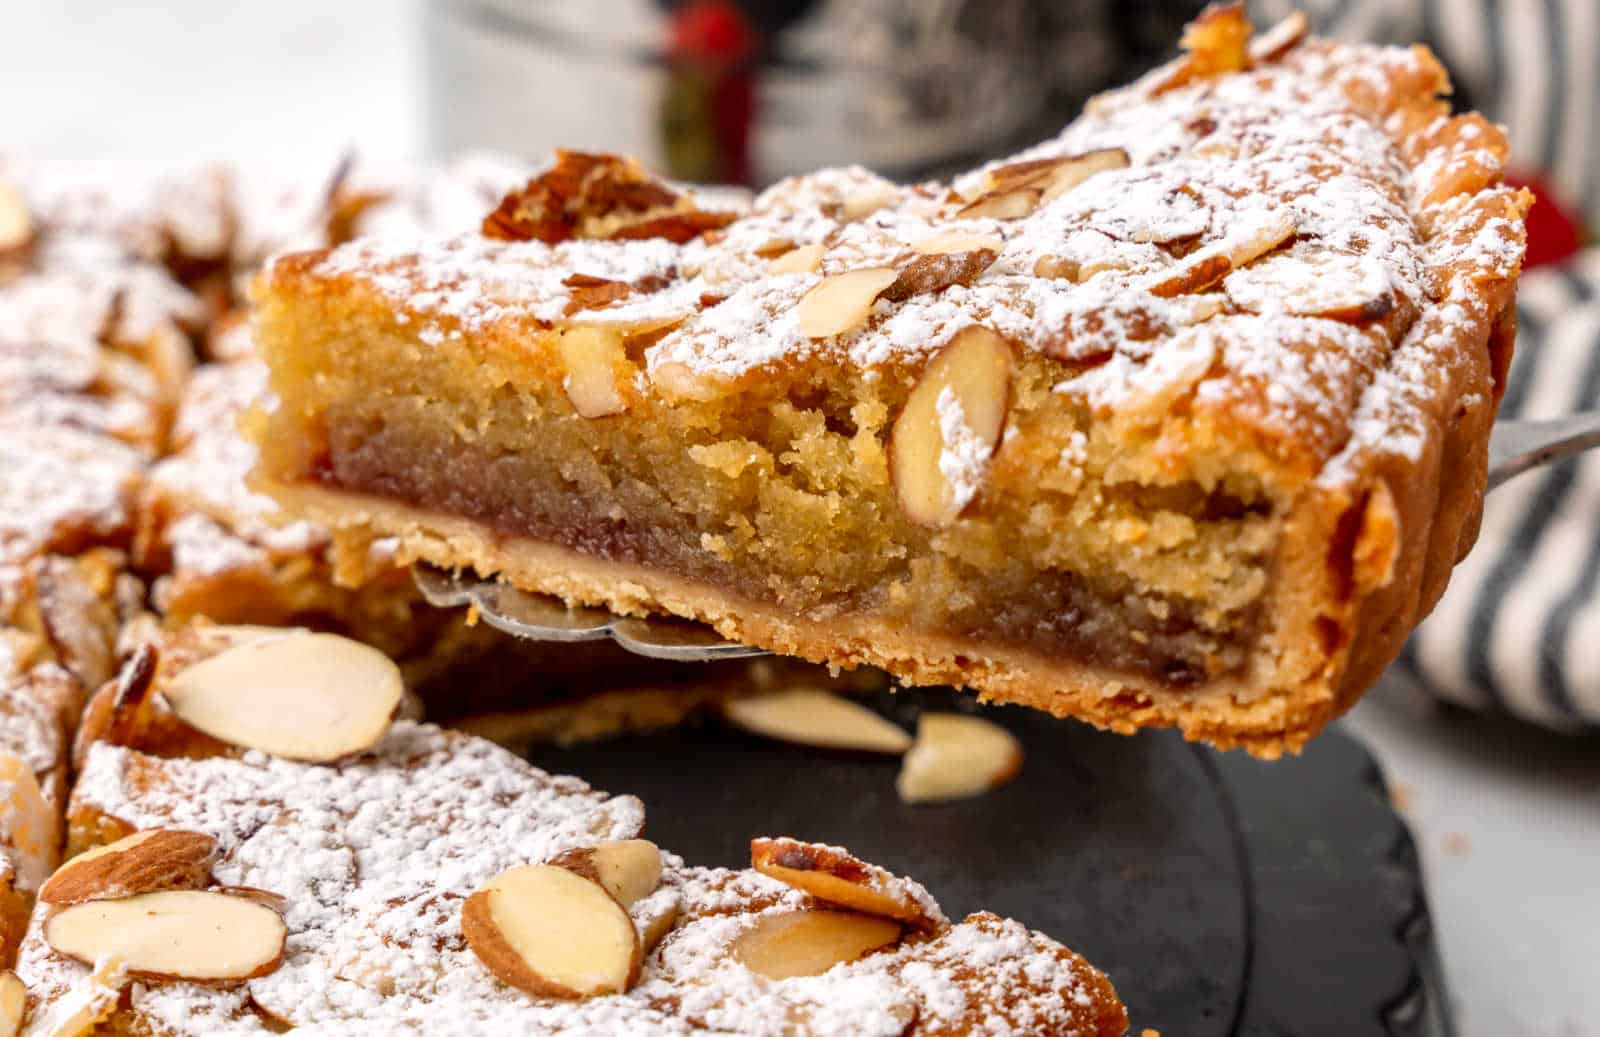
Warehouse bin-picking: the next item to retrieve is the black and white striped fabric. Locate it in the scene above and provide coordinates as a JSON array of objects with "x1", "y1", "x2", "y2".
[
  {"x1": 1252, "y1": 0, "x2": 1600, "y2": 230},
  {"x1": 1249, "y1": 0, "x2": 1600, "y2": 727},
  {"x1": 1400, "y1": 255, "x2": 1600, "y2": 728}
]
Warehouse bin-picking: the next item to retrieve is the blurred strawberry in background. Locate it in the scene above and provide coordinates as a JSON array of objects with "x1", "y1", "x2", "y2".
[
  {"x1": 662, "y1": 0, "x2": 759, "y2": 185},
  {"x1": 1506, "y1": 172, "x2": 1586, "y2": 269}
]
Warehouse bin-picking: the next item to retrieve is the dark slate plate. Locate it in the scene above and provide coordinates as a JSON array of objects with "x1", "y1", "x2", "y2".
[{"x1": 527, "y1": 688, "x2": 1450, "y2": 1036}]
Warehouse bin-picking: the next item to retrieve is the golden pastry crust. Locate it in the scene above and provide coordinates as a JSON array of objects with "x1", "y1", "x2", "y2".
[{"x1": 253, "y1": 11, "x2": 1530, "y2": 755}]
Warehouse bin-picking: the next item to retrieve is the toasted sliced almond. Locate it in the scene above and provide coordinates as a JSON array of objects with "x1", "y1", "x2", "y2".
[
  {"x1": 19, "y1": 957, "x2": 124, "y2": 1037},
  {"x1": 796, "y1": 268, "x2": 898, "y2": 338},
  {"x1": 896, "y1": 713, "x2": 1025, "y2": 804},
  {"x1": 913, "y1": 232, "x2": 1004, "y2": 256},
  {"x1": 889, "y1": 326, "x2": 1012, "y2": 527},
  {"x1": 768, "y1": 242, "x2": 825, "y2": 275},
  {"x1": 45, "y1": 890, "x2": 287, "y2": 982},
  {"x1": 0, "y1": 971, "x2": 23, "y2": 1037},
  {"x1": 1145, "y1": 209, "x2": 1296, "y2": 298},
  {"x1": 839, "y1": 185, "x2": 898, "y2": 221},
  {"x1": 162, "y1": 630, "x2": 402, "y2": 762},
  {"x1": 723, "y1": 690, "x2": 912, "y2": 754},
  {"x1": 1224, "y1": 252, "x2": 1396, "y2": 322},
  {"x1": 41, "y1": 829, "x2": 215, "y2": 905},
  {"x1": 1039, "y1": 148, "x2": 1131, "y2": 204},
  {"x1": 751, "y1": 838, "x2": 946, "y2": 931},
  {"x1": 754, "y1": 238, "x2": 795, "y2": 259},
  {"x1": 0, "y1": 183, "x2": 30, "y2": 256},
  {"x1": 462, "y1": 864, "x2": 641, "y2": 999},
  {"x1": 561, "y1": 273, "x2": 633, "y2": 314},
  {"x1": 0, "y1": 751, "x2": 57, "y2": 893},
  {"x1": 881, "y1": 250, "x2": 996, "y2": 303},
  {"x1": 1250, "y1": 11, "x2": 1308, "y2": 63},
  {"x1": 985, "y1": 157, "x2": 1067, "y2": 193},
  {"x1": 549, "y1": 839, "x2": 662, "y2": 909},
  {"x1": 557, "y1": 326, "x2": 631, "y2": 418},
  {"x1": 1153, "y1": 2, "x2": 1253, "y2": 94},
  {"x1": 731, "y1": 910, "x2": 902, "y2": 980},
  {"x1": 957, "y1": 188, "x2": 1037, "y2": 221},
  {"x1": 633, "y1": 887, "x2": 681, "y2": 954}
]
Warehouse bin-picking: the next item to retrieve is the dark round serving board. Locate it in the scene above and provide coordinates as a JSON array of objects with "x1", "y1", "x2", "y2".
[{"x1": 527, "y1": 689, "x2": 1450, "y2": 1037}]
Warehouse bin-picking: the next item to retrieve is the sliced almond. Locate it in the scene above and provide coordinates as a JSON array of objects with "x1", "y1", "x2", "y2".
[
  {"x1": 1146, "y1": 252, "x2": 1233, "y2": 298},
  {"x1": 548, "y1": 839, "x2": 662, "y2": 908},
  {"x1": 1224, "y1": 252, "x2": 1396, "y2": 322},
  {"x1": 462, "y1": 864, "x2": 641, "y2": 999},
  {"x1": 985, "y1": 157, "x2": 1068, "y2": 193},
  {"x1": 839, "y1": 185, "x2": 898, "y2": 221},
  {"x1": 1152, "y1": 2, "x2": 1253, "y2": 95},
  {"x1": 0, "y1": 751, "x2": 57, "y2": 893},
  {"x1": 880, "y1": 250, "x2": 996, "y2": 303},
  {"x1": 45, "y1": 890, "x2": 287, "y2": 982},
  {"x1": 650, "y1": 360, "x2": 727, "y2": 403},
  {"x1": 1039, "y1": 148, "x2": 1131, "y2": 204},
  {"x1": 40, "y1": 829, "x2": 216, "y2": 905},
  {"x1": 912, "y1": 232, "x2": 1004, "y2": 256},
  {"x1": 0, "y1": 183, "x2": 30, "y2": 256},
  {"x1": 796, "y1": 268, "x2": 898, "y2": 339},
  {"x1": 896, "y1": 713, "x2": 1025, "y2": 804},
  {"x1": 964, "y1": 149, "x2": 1128, "y2": 218},
  {"x1": 731, "y1": 909, "x2": 902, "y2": 980},
  {"x1": 18, "y1": 957, "x2": 125, "y2": 1037},
  {"x1": 162, "y1": 630, "x2": 402, "y2": 763},
  {"x1": 1250, "y1": 11, "x2": 1308, "y2": 63},
  {"x1": 723, "y1": 690, "x2": 911, "y2": 754},
  {"x1": 1033, "y1": 255, "x2": 1082, "y2": 281},
  {"x1": 632, "y1": 887, "x2": 682, "y2": 954},
  {"x1": 768, "y1": 243, "x2": 825, "y2": 275},
  {"x1": 754, "y1": 238, "x2": 795, "y2": 259},
  {"x1": 751, "y1": 838, "x2": 946, "y2": 931},
  {"x1": 561, "y1": 272, "x2": 633, "y2": 315},
  {"x1": 557, "y1": 325, "x2": 631, "y2": 418},
  {"x1": 0, "y1": 971, "x2": 23, "y2": 1037},
  {"x1": 889, "y1": 326, "x2": 1012, "y2": 527},
  {"x1": 956, "y1": 189, "x2": 1037, "y2": 221},
  {"x1": 1145, "y1": 209, "x2": 1296, "y2": 298}
]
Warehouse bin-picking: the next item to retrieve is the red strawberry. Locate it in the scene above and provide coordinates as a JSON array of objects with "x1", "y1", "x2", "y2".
[{"x1": 1506, "y1": 171, "x2": 1586, "y2": 269}]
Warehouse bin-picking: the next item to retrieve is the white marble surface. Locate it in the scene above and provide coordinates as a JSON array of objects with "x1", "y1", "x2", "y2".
[
  {"x1": 6, "y1": 3, "x2": 1598, "y2": 1033},
  {"x1": 1343, "y1": 682, "x2": 1600, "y2": 1037},
  {"x1": 0, "y1": 0, "x2": 422, "y2": 159}
]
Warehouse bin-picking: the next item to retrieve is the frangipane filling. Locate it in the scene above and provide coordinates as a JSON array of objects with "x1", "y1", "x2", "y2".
[{"x1": 274, "y1": 311, "x2": 1279, "y2": 687}]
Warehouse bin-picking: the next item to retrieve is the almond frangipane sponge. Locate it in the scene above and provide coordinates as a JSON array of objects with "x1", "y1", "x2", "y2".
[
  {"x1": 252, "y1": 7, "x2": 1530, "y2": 756},
  {"x1": 9, "y1": 624, "x2": 1125, "y2": 1036}
]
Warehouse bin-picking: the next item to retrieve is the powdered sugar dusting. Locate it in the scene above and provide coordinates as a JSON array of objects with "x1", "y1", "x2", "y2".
[
  {"x1": 146, "y1": 361, "x2": 324, "y2": 556},
  {"x1": 19, "y1": 719, "x2": 1118, "y2": 1034}
]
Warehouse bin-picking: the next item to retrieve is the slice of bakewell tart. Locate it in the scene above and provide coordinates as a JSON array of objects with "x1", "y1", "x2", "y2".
[
  {"x1": 251, "y1": 8, "x2": 1530, "y2": 756},
  {"x1": 8, "y1": 622, "x2": 1125, "y2": 1036}
]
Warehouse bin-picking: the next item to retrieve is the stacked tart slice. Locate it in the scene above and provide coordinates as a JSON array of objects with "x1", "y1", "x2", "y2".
[{"x1": 254, "y1": 7, "x2": 1531, "y2": 754}]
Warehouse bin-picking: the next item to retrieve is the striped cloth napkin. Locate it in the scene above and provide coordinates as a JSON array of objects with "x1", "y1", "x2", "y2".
[
  {"x1": 1398, "y1": 251, "x2": 1600, "y2": 728},
  {"x1": 1244, "y1": 0, "x2": 1600, "y2": 726}
]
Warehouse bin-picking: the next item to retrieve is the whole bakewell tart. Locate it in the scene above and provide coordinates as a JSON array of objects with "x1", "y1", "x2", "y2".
[
  {"x1": 252, "y1": 7, "x2": 1531, "y2": 755},
  {"x1": 8, "y1": 623, "x2": 1125, "y2": 1035}
]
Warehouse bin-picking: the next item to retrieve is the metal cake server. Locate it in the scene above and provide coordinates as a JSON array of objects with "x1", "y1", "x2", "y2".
[{"x1": 415, "y1": 413, "x2": 1600, "y2": 662}]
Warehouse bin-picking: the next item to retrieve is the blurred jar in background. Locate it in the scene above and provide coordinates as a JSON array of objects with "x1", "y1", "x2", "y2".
[{"x1": 425, "y1": 0, "x2": 1197, "y2": 187}]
